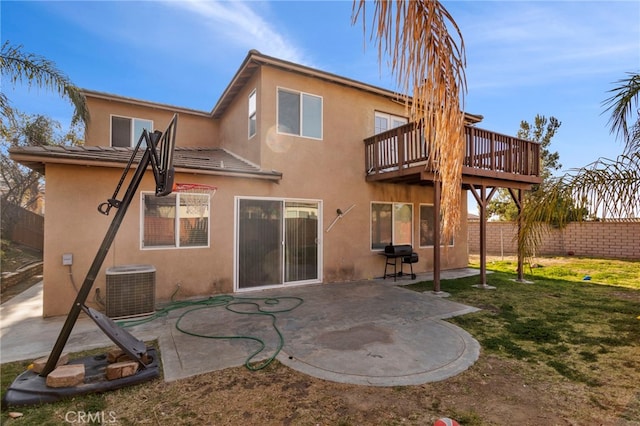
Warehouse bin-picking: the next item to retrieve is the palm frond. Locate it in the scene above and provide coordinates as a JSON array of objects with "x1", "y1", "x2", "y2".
[
  {"x1": 602, "y1": 72, "x2": 640, "y2": 154},
  {"x1": 353, "y1": 0, "x2": 467, "y2": 243},
  {"x1": 626, "y1": 119, "x2": 640, "y2": 155},
  {"x1": 0, "y1": 41, "x2": 89, "y2": 125},
  {"x1": 576, "y1": 153, "x2": 640, "y2": 218},
  {"x1": 519, "y1": 153, "x2": 640, "y2": 257}
]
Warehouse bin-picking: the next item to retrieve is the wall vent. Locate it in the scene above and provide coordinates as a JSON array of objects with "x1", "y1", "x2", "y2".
[{"x1": 105, "y1": 264, "x2": 156, "y2": 319}]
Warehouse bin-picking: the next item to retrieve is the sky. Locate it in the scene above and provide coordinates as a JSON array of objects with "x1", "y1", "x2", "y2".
[{"x1": 2, "y1": 1, "x2": 639, "y2": 187}]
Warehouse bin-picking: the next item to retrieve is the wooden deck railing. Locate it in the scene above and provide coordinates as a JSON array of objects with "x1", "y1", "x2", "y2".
[{"x1": 364, "y1": 122, "x2": 540, "y2": 180}]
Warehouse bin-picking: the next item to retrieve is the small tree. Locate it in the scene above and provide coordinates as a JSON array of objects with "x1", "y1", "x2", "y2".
[
  {"x1": 487, "y1": 115, "x2": 561, "y2": 221},
  {"x1": 0, "y1": 113, "x2": 83, "y2": 210},
  {"x1": 518, "y1": 115, "x2": 562, "y2": 183}
]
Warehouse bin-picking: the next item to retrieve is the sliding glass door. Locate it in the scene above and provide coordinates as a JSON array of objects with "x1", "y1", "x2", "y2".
[
  {"x1": 284, "y1": 201, "x2": 319, "y2": 282},
  {"x1": 237, "y1": 198, "x2": 320, "y2": 290},
  {"x1": 237, "y1": 199, "x2": 283, "y2": 288}
]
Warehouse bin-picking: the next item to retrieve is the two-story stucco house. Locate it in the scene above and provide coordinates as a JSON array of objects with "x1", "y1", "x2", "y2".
[{"x1": 10, "y1": 50, "x2": 540, "y2": 317}]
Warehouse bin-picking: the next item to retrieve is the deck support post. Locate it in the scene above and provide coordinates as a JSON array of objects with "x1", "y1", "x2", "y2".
[
  {"x1": 509, "y1": 188, "x2": 526, "y2": 282},
  {"x1": 469, "y1": 184, "x2": 497, "y2": 287},
  {"x1": 433, "y1": 180, "x2": 441, "y2": 292}
]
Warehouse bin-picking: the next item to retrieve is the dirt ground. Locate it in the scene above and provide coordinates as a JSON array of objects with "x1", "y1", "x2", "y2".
[{"x1": 101, "y1": 351, "x2": 639, "y2": 425}]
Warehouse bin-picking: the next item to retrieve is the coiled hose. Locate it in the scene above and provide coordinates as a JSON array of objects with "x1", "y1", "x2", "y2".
[{"x1": 117, "y1": 294, "x2": 303, "y2": 371}]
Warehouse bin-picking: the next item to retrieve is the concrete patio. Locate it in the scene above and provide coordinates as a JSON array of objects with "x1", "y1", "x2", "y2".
[{"x1": 1, "y1": 269, "x2": 482, "y2": 387}]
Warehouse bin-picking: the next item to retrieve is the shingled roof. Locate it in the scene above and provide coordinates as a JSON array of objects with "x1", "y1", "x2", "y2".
[{"x1": 9, "y1": 145, "x2": 282, "y2": 181}]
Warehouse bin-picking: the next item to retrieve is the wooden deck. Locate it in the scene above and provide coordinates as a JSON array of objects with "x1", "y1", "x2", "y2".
[{"x1": 364, "y1": 122, "x2": 542, "y2": 189}]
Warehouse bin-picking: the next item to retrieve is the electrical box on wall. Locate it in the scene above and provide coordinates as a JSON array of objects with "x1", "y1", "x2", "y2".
[{"x1": 62, "y1": 253, "x2": 73, "y2": 266}]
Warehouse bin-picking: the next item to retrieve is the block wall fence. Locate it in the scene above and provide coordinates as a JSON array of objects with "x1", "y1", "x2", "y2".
[{"x1": 467, "y1": 221, "x2": 640, "y2": 260}]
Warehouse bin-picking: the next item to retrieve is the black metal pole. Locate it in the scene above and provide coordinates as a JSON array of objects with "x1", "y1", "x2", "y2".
[{"x1": 41, "y1": 147, "x2": 154, "y2": 377}]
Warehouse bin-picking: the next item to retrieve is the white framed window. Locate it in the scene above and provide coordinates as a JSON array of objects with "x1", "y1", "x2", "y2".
[
  {"x1": 374, "y1": 111, "x2": 408, "y2": 134},
  {"x1": 370, "y1": 202, "x2": 413, "y2": 250},
  {"x1": 111, "y1": 115, "x2": 153, "y2": 148},
  {"x1": 277, "y1": 88, "x2": 322, "y2": 139},
  {"x1": 248, "y1": 89, "x2": 257, "y2": 139},
  {"x1": 419, "y1": 204, "x2": 454, "y2": 248},
  {"x1": 141, "y1": 192, "x2": 210, "y2": 249}
]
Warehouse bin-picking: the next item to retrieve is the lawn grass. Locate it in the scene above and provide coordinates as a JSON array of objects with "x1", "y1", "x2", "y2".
[
  {"x1": 471, "y1": 255, "x2": 640, "y2": 289},
  {"x1": 408, "y1": 256, "x2": 640, "y2": 388}
]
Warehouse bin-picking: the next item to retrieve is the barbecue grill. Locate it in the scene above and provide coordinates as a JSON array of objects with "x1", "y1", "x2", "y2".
[{"x1": 380, "y1": 244, "x2": 418, "y2": 281}]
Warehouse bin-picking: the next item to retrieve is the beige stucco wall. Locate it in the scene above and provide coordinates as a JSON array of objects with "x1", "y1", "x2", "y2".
[
  {"x1": 43, "y1": 162, "x2": 468, "y2": 317},
  {"x1": 84, "y1": 96, "x2": 217, "y2": 148},
  {"x1": 217, "y1": 70, "x2": 262, "y2": 165},
  {"x1": 44, "y1": 164, "x2": 259, "y2": 316},
  {"x1": 251, "y1": 65, "x2": 468, "y2": 279},
  {"x1": 42, "y1": 66, "x2": 469, "y2": 317}
]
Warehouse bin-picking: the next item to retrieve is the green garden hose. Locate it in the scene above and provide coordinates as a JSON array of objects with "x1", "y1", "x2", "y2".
[{"x1": 117, "y1": 295, "x2": 303, "y2": 371}]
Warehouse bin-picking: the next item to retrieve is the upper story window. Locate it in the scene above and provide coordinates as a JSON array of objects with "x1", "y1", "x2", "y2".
[
  {"x1": 111, "y1": 116, "x2": 153, "y2": 148},
  {"x1": 277, "y1": 88, "x2": 322, "y2": 139},
  {"x1": 375, "y1": 112, "x2": 408, "y2": 134},
  {"x1": 248, "y1": 90, "x2": 257, "y2": 139}
]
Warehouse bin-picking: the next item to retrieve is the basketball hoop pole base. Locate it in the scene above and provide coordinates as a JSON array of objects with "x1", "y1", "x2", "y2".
[
  {"x1": 2, "y1": 115, "x2": 179, "y2": 408},
  {"x1": 1, "y1": 348, "x2": 160, "y2": 408}
]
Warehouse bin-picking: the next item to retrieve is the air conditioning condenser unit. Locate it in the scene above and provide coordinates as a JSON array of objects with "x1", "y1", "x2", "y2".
[{"x1": 105, "y1": 264, "x2": 156, "y2": 319}]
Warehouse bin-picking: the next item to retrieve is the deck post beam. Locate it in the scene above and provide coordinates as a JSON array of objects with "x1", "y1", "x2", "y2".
[
  {"x1": 469, "y1": 184, "x2": 497, "y2": 287},
  {"x1": 508, "y1": 188, "x2": 526, "y2": 281},
  {"x1": 433, "y1": 180, "x2": 441, "y2": 292}
]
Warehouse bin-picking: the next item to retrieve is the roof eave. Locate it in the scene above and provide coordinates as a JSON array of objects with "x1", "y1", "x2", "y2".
[
  {"x1": 174, "y1": 166, "x2": 282, "y2": 181},
  {"x1": 9, "y1": 152, "x2": 282, "y2": 182},
  {"x1": 81, "y1": 89, "x2": 212, "y2": 118}
]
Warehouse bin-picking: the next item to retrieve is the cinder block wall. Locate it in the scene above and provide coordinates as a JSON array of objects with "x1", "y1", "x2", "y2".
[{"x1": 468, "y1": 221, "x2": 640, "y2": 260}]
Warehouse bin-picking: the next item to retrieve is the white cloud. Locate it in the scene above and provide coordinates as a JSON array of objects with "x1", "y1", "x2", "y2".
[
  {"x1": 43, "y1": 0, "x2": 311, "y2": 69},
  {"x1": 452, "y1": 1, "x2": 640, "y2": 91},
  {"x1": 164, "y1": 0, "x2": 309, "y2": 65}
]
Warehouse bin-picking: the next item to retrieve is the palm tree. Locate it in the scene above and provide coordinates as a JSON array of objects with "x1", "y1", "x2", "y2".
[
  {"x1": 519, "y1": 72, "x2": 640, "y2": 256},
  {"x1": 0, "y1": 41, "x2": 89, "y2": 126},
  {"x1": 352, "y1": 0, "x2": 467, "y2": 243}
]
